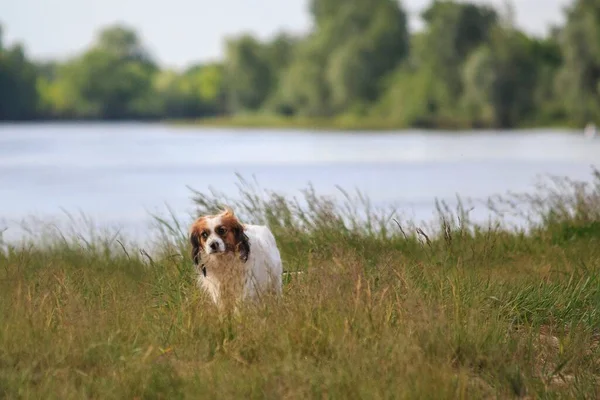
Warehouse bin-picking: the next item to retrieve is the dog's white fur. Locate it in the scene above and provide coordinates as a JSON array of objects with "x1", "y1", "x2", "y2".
[{"x1": 189, "y1": 209, "x2": 283, "y2": 308}]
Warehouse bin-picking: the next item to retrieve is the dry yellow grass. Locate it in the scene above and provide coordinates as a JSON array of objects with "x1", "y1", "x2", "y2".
[{"x1": 1, "y1": 169, "x2": 599, "y2": 399}]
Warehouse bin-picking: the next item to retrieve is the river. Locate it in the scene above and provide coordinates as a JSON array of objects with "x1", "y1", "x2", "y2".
[{"x1": 1, "y1": 122, "x2": 598, "y2": 244}]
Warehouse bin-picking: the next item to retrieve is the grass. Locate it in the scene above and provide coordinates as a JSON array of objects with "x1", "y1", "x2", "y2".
[
  {"x1": 169, "y1": 114, "x2": 413, "y2": 131},
  {"x1": 1, "y1": 168, "x2": 600, "y2": 399},
  {"x1": 168, "y1": 114, "x2": 583, "y2": 132}
]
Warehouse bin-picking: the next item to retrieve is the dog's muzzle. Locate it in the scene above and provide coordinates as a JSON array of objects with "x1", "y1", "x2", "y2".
[{"x1": 207, "y1": 240, "x2": 222, "y2": 254}]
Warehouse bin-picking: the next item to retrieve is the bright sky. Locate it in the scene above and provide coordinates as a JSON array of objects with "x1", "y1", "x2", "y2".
[{"x1": 2, "y1": 0, "x2": 570, "y2": 69}]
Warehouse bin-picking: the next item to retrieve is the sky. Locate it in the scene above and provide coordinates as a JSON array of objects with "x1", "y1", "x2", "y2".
[{"x1": 2, "y1": 0, "x2": 570, "y2": 69}]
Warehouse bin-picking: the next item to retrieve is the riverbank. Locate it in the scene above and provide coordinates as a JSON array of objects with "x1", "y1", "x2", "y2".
[
  {"x1": 0, "y1": 114, "x2": 581, "y2": 132},
  {"x1": 169, "y1": 114, "x2": 580, "y2": 132}
]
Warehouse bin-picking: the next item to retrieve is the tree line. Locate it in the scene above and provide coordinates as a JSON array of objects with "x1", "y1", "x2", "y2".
[{"x1": 0, "y1": 0, "x2": 598, "y2": 128}]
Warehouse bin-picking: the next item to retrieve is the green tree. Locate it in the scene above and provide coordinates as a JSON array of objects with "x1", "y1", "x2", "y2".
[
  {"x1": 52, "y1": 25, "x2": 158, "y2": 119},
  {"x1": 416, "y1": 1, "x2": 497, "y2": 111},
  {"x1": 96, "y1": 24, "x2": 155, "y2": 68},
  {"x1": 325, "y1": 0, "x2": 409, "y2": 111},
  {"x1": 0, "y1": 27, "x2": 39, "y2": 120},
  {"x1": 461, "y1": 28, "x2": 538, "y2": 127},
  {"x1": 461, "y1": 46, "x2": 495, "y2": 124},
  {"x1": 264, "y1": 33, "x2": 298, "y2": 74},
  {"x1": 326, "y1": 40, "x2": 372, "y2": 111},
  {"x1": 281, "y1": 0, "x2": 409, "y2": 116},
  {"x1": 154, "y1": 64, "x2": 225, "y2": 118},
  {"x1": 36, "y1": 62, "x2": 79, "y2": 118},
  {"x1": 556, "y1": 0, "x2": 600, "y2": 125},
  {"x1": 375, "y1": 65, "x2": 447, "y2": 127},
  {"x1": 276, "y1": 39, "x2": 331, "y2": 116},
  {"x1": 530, "y1": 36, "x2": 564, "y2": 124},
  {"x1": 224, "y1": 35, "x2": 272, "y2": 112},
  {"x1": 422, "y1": 1, "x2": 498, "y2": 61},
  {"x1": 257, "y1": 33, "x2": 300, "y2": 114},
  {"x1": 74, "y1": 49, "x2": 155, "y2": 118},
  {"x1": 194, "y1": 64, "x2": 225, "y2": 110}
]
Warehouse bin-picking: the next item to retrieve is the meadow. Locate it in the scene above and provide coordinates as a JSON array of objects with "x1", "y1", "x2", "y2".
[{"x1": 1, "y1": 169, "x2": 599, "y2": 399}]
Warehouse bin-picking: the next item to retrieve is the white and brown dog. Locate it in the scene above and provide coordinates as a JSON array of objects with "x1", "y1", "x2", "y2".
[{"x1": 189, "y1": 207, "x2": 283, "y2": 308}]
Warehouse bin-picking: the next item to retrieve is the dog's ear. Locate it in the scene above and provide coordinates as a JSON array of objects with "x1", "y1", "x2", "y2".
[
  {"x1": 190, "y1": 230, "x2": 202, "y2": 266},
  {"x1": 234, "y1": 226, "x2": 250, "y2": 262}
]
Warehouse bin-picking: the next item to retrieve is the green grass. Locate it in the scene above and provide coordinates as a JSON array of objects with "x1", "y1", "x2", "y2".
[
  {"x1": 168, "y1": 114, "x2": 582, "y2": 132},
  {"x1": 169, "y1": 114, "x2": 413, "y2": 131},
  {"x1": 1, "y1": 169, "x2": 600, "y2": 399}
]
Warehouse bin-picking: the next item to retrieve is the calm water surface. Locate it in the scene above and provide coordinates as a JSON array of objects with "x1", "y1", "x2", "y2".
[{"x1": 1, "y1": 123, "x2": 598, "y2": 244}]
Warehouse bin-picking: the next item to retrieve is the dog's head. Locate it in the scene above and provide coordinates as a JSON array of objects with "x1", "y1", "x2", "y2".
[{"x1": 189, "y1": 206, "x2": 250, "y2": 267}]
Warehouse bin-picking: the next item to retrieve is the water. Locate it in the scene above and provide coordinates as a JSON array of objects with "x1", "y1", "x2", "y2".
[{"x1": 1, "y1": 122, "x2": 598, "y2": 244}]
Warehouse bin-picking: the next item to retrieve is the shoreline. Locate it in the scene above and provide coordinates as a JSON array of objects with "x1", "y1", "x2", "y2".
[
  {"x1": 168, "y1": 115, "x2": 581, "y2": 132},
  {"x1": 0, "y1": 116, "x2": 582, "y2": 133}
]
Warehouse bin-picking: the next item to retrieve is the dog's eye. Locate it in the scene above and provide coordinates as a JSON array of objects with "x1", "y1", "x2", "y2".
[
  {"x1": 201, "y1": 231, "x2": 209, "y2": 239},
  {"x1": 216, "y1": 227, "x2": 227, "y2": 235}
]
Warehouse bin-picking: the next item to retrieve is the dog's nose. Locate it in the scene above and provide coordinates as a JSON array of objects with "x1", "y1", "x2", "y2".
[{"x1": 210, "y1": 242, "x2": 219, "y2": 251}]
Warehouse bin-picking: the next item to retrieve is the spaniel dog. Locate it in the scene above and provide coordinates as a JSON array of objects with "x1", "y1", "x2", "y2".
[{"x1": 189, "y1": 207, "x2": 283, "y2": 308}]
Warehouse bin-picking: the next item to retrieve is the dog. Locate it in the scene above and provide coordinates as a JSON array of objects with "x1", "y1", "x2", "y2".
[{"x1": 189, "y1": 207, "x2": 283, "y2": 309}]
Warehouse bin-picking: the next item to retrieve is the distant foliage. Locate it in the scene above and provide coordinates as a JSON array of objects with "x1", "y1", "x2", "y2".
[
  {"x1": 0, "y1": 0, "x2": 598, "y2": 127},
  {"x1": 0, "y1": 28, "x2": 39, "y2": 120}
]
